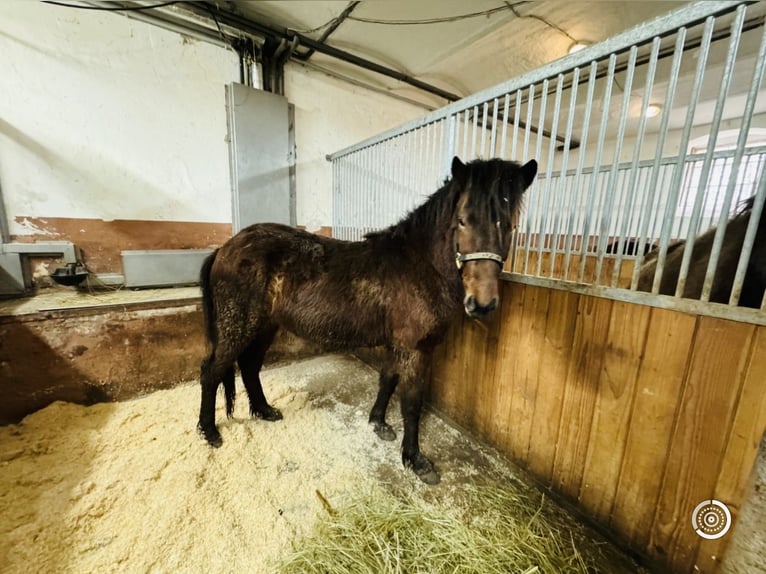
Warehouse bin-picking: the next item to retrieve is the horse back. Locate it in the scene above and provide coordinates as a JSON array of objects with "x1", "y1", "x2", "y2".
[{"x1": 210, "y1": 223, "x2": 454, "y2": 349}]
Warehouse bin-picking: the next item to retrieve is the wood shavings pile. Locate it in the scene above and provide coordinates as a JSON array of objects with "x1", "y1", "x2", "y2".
[
  {"x1": 0, "y1": 354, "x2": 645, "y2": 573},
  {"x1": 0, "y1": 355, "x2": 395, "y2": 573}
]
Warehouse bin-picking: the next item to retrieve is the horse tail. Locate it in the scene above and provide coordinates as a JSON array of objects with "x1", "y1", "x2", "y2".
[{"x1": 199, "y1": 249, "x2": 220, "y2": 346}]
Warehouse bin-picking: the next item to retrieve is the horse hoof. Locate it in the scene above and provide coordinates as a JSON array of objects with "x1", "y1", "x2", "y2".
[
  {"x1": 403, "y1": 453, "x2": 440, "y2": 485},
  {"x1": 255, "y1": 406, "x2": 283, "y2": 422},
  {"x1": 372, "y1": 422, "x2": 396, "y2": 441},
  {"x1": 416, "y1": 468, "x2": 441, "y2": 485},
  {"x1": 198, "y1": 425, "x2": 223, "y2": 448}
]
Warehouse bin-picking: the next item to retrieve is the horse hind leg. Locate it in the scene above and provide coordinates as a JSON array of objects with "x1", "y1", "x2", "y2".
[
  {"x1": 368, "y1": 361, "x2": 399, "y2": 441},
  {"x1": 238, "y1": 327, "x2": 283, "y2": 422},
  {"x1": 198, "y1": 351, "x2": 236, "y2": 447}
]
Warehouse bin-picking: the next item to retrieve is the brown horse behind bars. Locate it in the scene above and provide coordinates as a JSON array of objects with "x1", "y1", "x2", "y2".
[
  {"x1": 638, "y1": 196, "x2": 765, "y2": 307},
  {"x1": 197, "y1": 156, "x2": 538, "y2": 484}
]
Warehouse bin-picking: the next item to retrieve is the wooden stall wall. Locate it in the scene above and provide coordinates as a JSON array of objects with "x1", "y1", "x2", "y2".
[{"x1": 429, "y1": 280, "x2": 766, "y2": 574}]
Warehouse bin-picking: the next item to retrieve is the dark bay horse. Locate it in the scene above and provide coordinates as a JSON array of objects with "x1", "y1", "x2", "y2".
[
  {"x1": 197, "y1": 156, "x2": 538, "y2": 484},
  {"x1": 638, "y1": 196, "x2": 765, "y2": 307}
]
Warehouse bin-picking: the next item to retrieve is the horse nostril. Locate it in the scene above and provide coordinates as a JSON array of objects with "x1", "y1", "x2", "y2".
[{"x1": 464, "y1": 296, "x2": 498, "y2": 317}]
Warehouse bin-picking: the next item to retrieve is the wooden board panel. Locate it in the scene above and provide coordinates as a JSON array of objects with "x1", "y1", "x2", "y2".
[
  {"x1": 693, "y1": 327, "x2": 766, "y2": 573},
  {"x1": 649, "y1": 317, "x2": 755, "y2": 572},
  {"x1": 504, "y1": 284, "x2": 550, "y2": 463},
  {"x1": 579, "y1": 300, "x2": 652, "y2": 520},
  {"x1": 486, "y1": 282, "x2": 527, "y2": 453},
  {"x1": 609, "y1": 308, "x2": 697, "y2": 548},
  {"x1": 526, "y1": 288, "x2": 580, "y2": 481},
  {"x1": 551, "y1": 295, "x2": 614, "y2": 499},
  {"x1": 427, "y1": 279, "x2": 766, "y2": 573}
]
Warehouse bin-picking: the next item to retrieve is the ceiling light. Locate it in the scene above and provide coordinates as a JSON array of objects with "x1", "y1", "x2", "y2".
[
  {"x1": 568, "y1": 42, "x2": 589, "y2": 55},
  {"x1": 646, "y1": 104, "x2": 662, "y2": 118}
]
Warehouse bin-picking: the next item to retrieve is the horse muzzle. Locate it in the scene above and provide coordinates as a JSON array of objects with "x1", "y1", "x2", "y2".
[{"x1": 464, "y1": 294, "x2": 498, "y2": 318}]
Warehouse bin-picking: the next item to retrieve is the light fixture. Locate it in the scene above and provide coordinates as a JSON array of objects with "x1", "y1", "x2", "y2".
[
  {"x1": 568, "y1": 42, "x2": 590, "y2": 55},
  {"x1": 646, "y1": 104, "x2": 662, "y2": 118}
]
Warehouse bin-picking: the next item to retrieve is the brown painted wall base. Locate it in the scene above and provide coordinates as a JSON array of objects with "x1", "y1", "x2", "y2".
[
  {"x1": 13, "y1": 217, "x2": 233, "y2": 274},
  {"x1": 0, "y1": 297, "x2": 323, "y2": 425}
]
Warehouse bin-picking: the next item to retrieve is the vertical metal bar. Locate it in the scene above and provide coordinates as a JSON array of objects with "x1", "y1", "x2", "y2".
[
  {"x1": 479, "y1": 102, "x2": 489, "y2": 158},
  {"x1": 616, "y1": 42, "x2": 662, "y2": 285},
  {"x1": 462, "y1": 110, "x2": 470, "y2": 160},
  {"x1": 511, "y1": 89, "x2": 522, "y2": 161},
  {"x1": 549, "y1": 68, "x2": 580, "y2": 279},
  {"x1": 470, "y1": 105, "x2": 479, "y2": 159},
  {"x1": 629, "y1": 32, "x2": 687, "y2": 293},
  {"x1": 537, "y1": 75, "x2": 564, "y2": 277},
  {"x1": 499, "y1": 93, "x2": 511, "y2": 159},
  {"x1": 578, "y1": 56, "x2": 617, "y2": 283},
  {"x1": 489, "y1": 98, "x2": 499, "y2": 157},
  {"x1": 563, "y1": 63, "x2": 597, "y2": 281},
  {"x1": 701, "y1": 17, "x2": 766, "y2": 302},
  {"x1": 654, "y1": 12, "x2": 720, "y2": 297},
  {"x1": 595, "y1": 48, "x2": 637, "y2": 284},
  {"x1": 521, "y1": 84, "x2": 536, "y2": 273},
  {"x1": 533, "y1": 79, "x2": 550, "y2": 276},
  {"x1": 730, "y1": 170, "x2": 766, "y2": 305}
]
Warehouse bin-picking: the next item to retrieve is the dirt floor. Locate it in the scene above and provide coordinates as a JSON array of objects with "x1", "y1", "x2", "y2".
[{"x1": 0, "y1": 354, "x2": 648, "y2": 573}]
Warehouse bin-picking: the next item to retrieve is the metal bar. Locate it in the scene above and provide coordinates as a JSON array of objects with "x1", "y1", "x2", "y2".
[
  {"x1": 489, "y1": 98, "x2": 499, "y2": 157},
  {"x1": 648, "y1": 28, "x2": 690, "y2": 295},
  {"x1": 511, "y1": 89, "x2": 522, "y2": 161},
  {"x1": 531, "y1": 82, "x2": 550, "y2": 276},
  {"x1": 578, "y1": 56, "x2": 617, "y2": 283},
  {"x1": 470, "y1": 106, "x2": 479, "y2": 159},
  {"x1": 506, "y1": 273, "x2": 766, "y2": 327},
  {"x1": 499, "y1": 93, "x2": 510, "y2": 159},
  {"x1": 549, "y1": 68, "x2": 580, "y2": 279},
  {"x1": 480, "y1": 102, "x2": 489, "y2": 157},
  {"x1": 617, "y1": 37, "x2": 662, "y2": 287},
  {"x1": 563, "y1": 62, "x2": 598, "y2": 281},
  {"x1": 671, "y1": 14, "x2": 730, "y2": 296},
  {"x1": 595, "y1": 48, "x2": 637, "y2": 284},
  {"x1": 521, "y1": 84, "x2": 536, "y2": 274},
  {"x1": 538, "y1": 76, "x2": 564, "y2": 277},
  {"x1": 729, "y1": 170, "x2": 766, "y2": 305},
  {"x1": 701, "y1": 15, "x2": 766, "y2": 301},
  {"x1": 327, "y1": 1, "x2": 742, "y2": 160}
]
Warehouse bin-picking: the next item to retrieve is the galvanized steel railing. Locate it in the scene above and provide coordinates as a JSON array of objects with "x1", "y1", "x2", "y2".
[{"x1": 328, "y1": 1, "x2": 766, "y2": 324}]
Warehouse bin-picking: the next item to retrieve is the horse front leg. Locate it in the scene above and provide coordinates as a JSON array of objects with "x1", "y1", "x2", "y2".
[
  {"x1": 368, "y1": 360, "x2": 398, "y2": 441},
  {"x1": 397, "y1": 350, "x2": 440, "y2": 485}
]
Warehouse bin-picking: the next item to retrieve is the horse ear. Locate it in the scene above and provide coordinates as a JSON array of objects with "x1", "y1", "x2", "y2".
[
  {"x1": 520, "y1": 160, "x2": 538, "y2": 188},
  {"x1": 451, "y1": 156, "x2": 467, "y2": 186}
]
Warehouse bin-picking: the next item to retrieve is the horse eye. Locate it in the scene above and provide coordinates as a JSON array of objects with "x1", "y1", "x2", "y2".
[{"x1": 458, "y1": 218, "x2": 466, "y2": 227}]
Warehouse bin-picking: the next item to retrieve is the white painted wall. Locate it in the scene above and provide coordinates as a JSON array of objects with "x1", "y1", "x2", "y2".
[
  {"x1": 0, "y1": 2, "x2": 428, "y2": 237},
  {"x1": 0, "y1": 2, "x2": 239, "y2": 234},
  {"x1": 285, "y1": 63, "x2": 427, "y2": 232}
]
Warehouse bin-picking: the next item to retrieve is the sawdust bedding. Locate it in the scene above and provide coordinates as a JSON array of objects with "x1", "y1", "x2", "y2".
[{"x1": 0, "y1": 354, "x2": 644, "y2": 573}]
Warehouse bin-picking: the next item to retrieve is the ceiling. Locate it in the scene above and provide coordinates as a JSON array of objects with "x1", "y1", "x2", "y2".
[{"x1": 170, "y1": 1, "x2": 694, "y2": 109}]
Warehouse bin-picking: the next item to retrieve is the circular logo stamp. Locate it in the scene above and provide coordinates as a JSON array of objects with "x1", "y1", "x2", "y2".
[{"x1": 692, "y1": 499, "x2": 731, "y2": 539}]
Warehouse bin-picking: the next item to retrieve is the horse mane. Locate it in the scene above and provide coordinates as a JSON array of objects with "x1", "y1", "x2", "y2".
[{"x1": 365, "y1": 158, "x2": 527, "y2": 245}]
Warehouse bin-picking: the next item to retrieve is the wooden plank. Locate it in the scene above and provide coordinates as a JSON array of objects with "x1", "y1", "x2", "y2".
[
  {"x1": 551, "y1": 294, "x2": 614, "y2": 499},
  {"x1": 526, "y1": 288, "x2": 580, "y2": 482},
  {"x1": 486, "y1": 282, "x2": 527, "y2": 453},
  {"x1": 470, "y1": 300, "x2": 504, "y2": 442},
  {"x1": 505, "y1": 284, "x2": 550, "y2": 464},
  {"x1": 610, "y1": 308, "x2": 697, "y2": 547},
  {"x1": 579, "y1": 300, "x2": 651, "y2": 521},
  {"x1": 693, "y1": 325, "x2": 766, "y2": 573},
  {"x1": 649, "y1": 317, "x2": 755, "y2": 573}
]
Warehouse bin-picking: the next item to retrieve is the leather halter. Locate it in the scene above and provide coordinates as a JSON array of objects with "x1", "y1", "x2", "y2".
[
  {"x1": 454, "y1": 228, "x2": 505, "y2": 270},
  {"x1": 455, "y1": 250, "x2": 504, "y2": 270}
]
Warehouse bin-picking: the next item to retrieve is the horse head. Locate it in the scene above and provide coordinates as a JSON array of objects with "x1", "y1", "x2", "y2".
[{"x1": 450, "y1": 156, "x2": 537, "y2": 318}]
